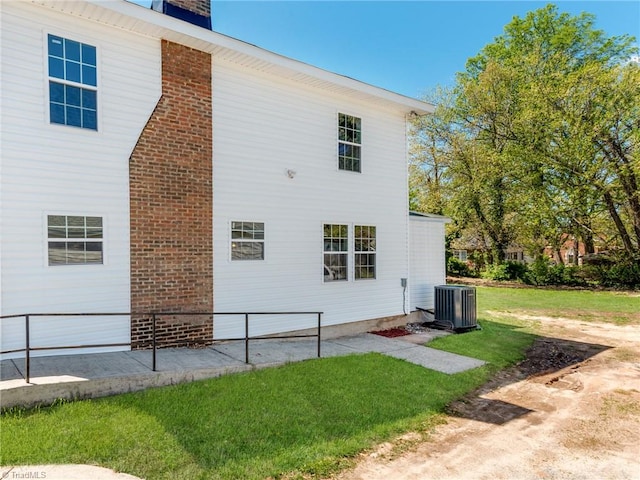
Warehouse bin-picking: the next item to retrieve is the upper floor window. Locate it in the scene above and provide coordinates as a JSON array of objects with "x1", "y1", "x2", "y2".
[
  {"x1": 48, "y1": 215, "x2": 103, "y2": 265},
  {"x1": 338, "y1": 113, "x2": 361, "y2": 172},
  {"x1": 231, "y1": 221, "x2": 265, "y2": 260},
  {"x1": 48, "y1": 34, "x2": 97, "y2": 130}
]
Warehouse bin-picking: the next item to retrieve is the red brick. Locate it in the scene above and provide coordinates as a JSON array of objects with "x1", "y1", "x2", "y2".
[{"x1": 129, "y1": 40, "x2": 213, "y2": 349}]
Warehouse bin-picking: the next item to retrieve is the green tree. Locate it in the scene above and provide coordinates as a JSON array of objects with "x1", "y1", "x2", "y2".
[{"x1": 410, "y1": 4, "x2": 639, "y2": 266}]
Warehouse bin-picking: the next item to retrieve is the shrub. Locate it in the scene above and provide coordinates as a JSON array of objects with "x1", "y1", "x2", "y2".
[
  {"x1": 526, "y1": 257, "x2": 585, "y2": 286},
  {"x1": 481, "y1": 261, "x2": 528, "y2": 282},
  {"x1": 447, "y1": 256, "x2": 472, "y2": 277},
  {"x1": 582, "y1": 254, "x2": 640, "y2": 288}
]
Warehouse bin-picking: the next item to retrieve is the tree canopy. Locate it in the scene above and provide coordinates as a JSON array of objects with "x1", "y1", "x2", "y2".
[{"x1": 410, "y1": 4, "x2": 640, "y2": 269}]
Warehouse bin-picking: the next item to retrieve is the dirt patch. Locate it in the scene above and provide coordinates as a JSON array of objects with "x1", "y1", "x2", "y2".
[{"x1": 333, "y1": 317, "x2": 640, "y2": 480}]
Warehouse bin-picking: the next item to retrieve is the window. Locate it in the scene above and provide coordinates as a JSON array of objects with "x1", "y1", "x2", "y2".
[
  {"x1": 355, "y1": 225, "x2": 376, "y2": 279},
  {"x1": 323, "y1": 224, "x2": 376, "y2": 282},
  {"x1": 231, "y1": 221, "x2": 264, "y2": 260},
  {"x1": 48, "y1": 34, "x2": 97, "y2": 130},
  {"x1": 338, "y1": 113, "x2": 361, "y2": 172},
  {"x1": 48, "y1": 215, "x2": 103, "y2": 265},
  {"x1": 323, "y1": 224, "x2": 348, "y2": 281},
  {"x1": 453, "y1": 250, "x2": 468, "y2": 262}
]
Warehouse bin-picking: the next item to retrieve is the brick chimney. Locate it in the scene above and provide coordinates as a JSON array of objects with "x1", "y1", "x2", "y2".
[
  {"x1": 151, "y1": 0, "x2": 211, "y2": 29},
  {"x1": 130, "y1": 0, "x2": 214, "y2": 348}
]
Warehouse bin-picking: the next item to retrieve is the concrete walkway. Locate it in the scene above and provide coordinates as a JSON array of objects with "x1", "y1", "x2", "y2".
[{"x1": 1, "y1": 332, "x2": 485, "y2": 410}]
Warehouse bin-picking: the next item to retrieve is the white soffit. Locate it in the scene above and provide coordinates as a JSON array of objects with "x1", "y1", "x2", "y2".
[{"x1": 30, "y1": 0, "x2": 434, "y2": 115}]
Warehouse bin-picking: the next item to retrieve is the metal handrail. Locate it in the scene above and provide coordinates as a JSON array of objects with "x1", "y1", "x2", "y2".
[{"x1": 0, "y1": 311, "x2": 323, "y2": 383}]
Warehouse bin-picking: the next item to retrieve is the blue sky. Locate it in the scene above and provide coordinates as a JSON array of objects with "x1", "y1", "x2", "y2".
[{"x1": 130, "y1": 1, "x2": 639, "y2": 99}]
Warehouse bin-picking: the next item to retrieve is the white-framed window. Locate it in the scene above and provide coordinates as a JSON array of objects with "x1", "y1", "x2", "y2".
[
  {"x1": 355, "y1": 225, "x2": 376, "y2": 279},
  {"x1": 47, "y1": 215, "x2": 103, "y2": 265},
  {"x1": 323, "y1": 224, "x2": 348, "y2": 281},
  {"x1": 453, "y1": 250, "x2": 467, "y2": 262},
  {"x1": 323, "y1": 223, "x2": 376, "y2": 282},
  {"x1": 338, "y1": 113, "x2": 361, "y2": 172},
  {"x1": 47, "y1": 34, "x2": 98, "y2": 130},
  {"x1": 231, "y1": 221, "x2": 265, "y2": 260}
]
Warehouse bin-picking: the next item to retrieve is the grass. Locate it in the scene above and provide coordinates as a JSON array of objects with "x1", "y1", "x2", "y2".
[
  {"x1": 474, "y1": 286, "x2": 640, "y2": 325},
  {"x1": 1, "y1": 354, "x2": 500, "y2": 479},
  {"x1": 1, "y1": 286, "x2": 631, "y2": 479}
]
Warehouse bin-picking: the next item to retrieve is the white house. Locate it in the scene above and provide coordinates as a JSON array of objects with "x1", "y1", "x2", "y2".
[{"x1": 0, "y1": 0, "x2": 445, "y2": 359}]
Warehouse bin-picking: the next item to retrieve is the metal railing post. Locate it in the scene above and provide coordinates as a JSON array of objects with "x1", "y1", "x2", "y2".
[
  {"x1": 152, "y1": 313, "x2": 157, "y2": 372},
  {"x1": 317, "y1": 313, "x2": 321, "y2": 358},
  {"x1": 25, "y1": 315, "x2": 31, "y2": 383},
  {"x1": 244, "y1": 313, "x2": 249, "y2": 364}
]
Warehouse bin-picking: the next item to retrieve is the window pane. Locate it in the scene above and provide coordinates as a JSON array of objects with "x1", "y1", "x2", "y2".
[
  {"x1": 82, "y1": 89, "x2": 96, "y2": 109},
  {"x1": 65, "y1": 39, "x2": 81, "y2": 61},
  {"x1": 66, "y1": 242, "x2": 85, "y2": 264},
  {"x1": 86, "y1": 228, "x2": 102, "y2": 239},
  {"x1": 231, "y1": 241, "x2": 264, "y2": 260},
  {"x1": 48, "y1": 215, "x2": 66, "y2": 226},
  {"x1": 48, "y1": 57, "x2": 64, "y2": 79},
  {"x1": 50, "y1": 103, "x2": 65, "y2": 124},
  {"x1": 66, "y1": 106, "x2": 82, "y2": 127},
  {"x1": 85, "y1": 242, "x2": 103, "y2": 264},
  {"x1": 82, "y1": 65, "x2": 97, "y2": 86},
  {"x1": 48, "y1": 242, "x2": 67, "y2": 265},
  {"x1": 48, "y1": 35, "x2": 64, "y2": 58},
  {"x1": 86, "y1": 216, "x2": 102, "y2": 227},
  {"x1": 82, "y1": 109, "x2": 97, "y2": 130},
  {"x1": 66, "y1": 61, "x2": 81, "y2": 83},
  {"x1": 338, "y1": 127, "x2": 346, "y2": 141},
  {"x1": 67, "y1": 227, "x2": 85, "y2": 238},
  {"x1": 67, "y1": 216, "x2": 84, "y2": 227},
  {"x1": 65, "y1": 85, "x2": 81, "y2": 106},
  {"x1": 48, "y1": 226, "x2": 66, "y2": 238},
  {"x1": 49, "y1": 82, "x2": 65, "y2": 103},
  {"x1": 81, "y1": 44, "x2": 96, "y2": 66},
  {"x1": 324, "y1": 253, "x2": 347, "y2": 281}
]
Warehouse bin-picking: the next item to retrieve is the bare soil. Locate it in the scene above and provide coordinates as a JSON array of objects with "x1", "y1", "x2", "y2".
[{"x1": 333, "y1": 316, "x2": 640, "y2": 480}]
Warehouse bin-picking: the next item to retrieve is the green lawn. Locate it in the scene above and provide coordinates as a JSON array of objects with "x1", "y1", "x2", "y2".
[
  {"x1": 475, "y1": 286, "x2": 640, "y2": 325},
  {"x1": 1, "y1": 287, "x2": 632, "y2": 479}
]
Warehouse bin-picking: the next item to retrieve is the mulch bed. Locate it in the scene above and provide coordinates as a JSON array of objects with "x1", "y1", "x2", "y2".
[{"x1": 370, "y1": 327, "x2": 411, "y2": 338}]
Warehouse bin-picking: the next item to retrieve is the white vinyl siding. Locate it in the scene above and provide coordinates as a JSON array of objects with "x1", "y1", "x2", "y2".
[
  {"x1": 0, "y1": 2, "x2": 161, "y2": 358},
  {"x1": 409, "y1": 216, "x2": 448, "y2": 310},
  {"x1": 212, "y1": 58, "x2": 410, "y2": 339}
]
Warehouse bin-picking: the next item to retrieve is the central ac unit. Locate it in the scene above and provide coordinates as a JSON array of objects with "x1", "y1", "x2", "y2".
[{"x1": 435, "y1": 285, "x2": 477, "y2": 331}]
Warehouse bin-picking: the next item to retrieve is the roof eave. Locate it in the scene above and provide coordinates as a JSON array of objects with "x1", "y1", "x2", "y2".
[{"x1": 31, "y1": 0, "x2": 434, "y2": 114}]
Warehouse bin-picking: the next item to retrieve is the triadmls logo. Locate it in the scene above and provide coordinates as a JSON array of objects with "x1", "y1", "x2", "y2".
[{"x1": 1, "y1": 471, "x2": 47, "y2": 479}]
